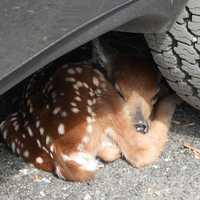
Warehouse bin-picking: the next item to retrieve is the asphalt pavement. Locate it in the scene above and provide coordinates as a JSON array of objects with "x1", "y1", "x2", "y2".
[{"x1": 0, "y1": 102, "x2": 200, "y2": 200}]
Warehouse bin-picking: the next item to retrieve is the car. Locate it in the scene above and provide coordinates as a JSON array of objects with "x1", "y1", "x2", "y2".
[{"x1": 2, "y1": 0, "x2": 200, "y2": 110}]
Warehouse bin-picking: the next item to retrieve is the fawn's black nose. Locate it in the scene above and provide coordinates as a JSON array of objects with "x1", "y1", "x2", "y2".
[{"x1": 135, "y1": 120, "x2": 149, "y2": 134}]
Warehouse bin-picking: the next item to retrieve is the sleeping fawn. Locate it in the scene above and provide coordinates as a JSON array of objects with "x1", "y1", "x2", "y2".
[{"x1": 0, "y1": 55, "x2": 178, "y2": 181}]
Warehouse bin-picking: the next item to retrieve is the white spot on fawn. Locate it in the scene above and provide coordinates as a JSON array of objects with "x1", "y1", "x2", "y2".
[
  {"x1": 13, "y1": 123, "x2": 19, "y2": 132},
  {"x1": 10, "y1": 117, "x2": 17, "y2": 122},
  {"x1": 39, "y1": 128, "x2": 44, "y2": 136},
  {"x1": 3, "y1": 130, "x2": 8, "y2": 140},
  {"x1": 27, "y1": 127, "x2": 34, "y2": 137},
  {"x1": 89, "y1": 91, "x2": 94, "y2": 97},
  {"x1": 23, "y1": 150, "x2": 30, "y2": 158},
  {"x1": 75, "y1": 90, "x2": 80, "y2": 95},
  {"x1": 73, "y1": 84, "x2": 79, "y2": 90},
  {"x1": 74, "y1": 96, "x2": 81, "y2": 102},
  {"x1": 83, "y1": 82, "x2": 89, "y2": 88},
  {"x1": 36, "y1": 157, "x2": 44, "y2": 164},
  {"x1": 21, "y1": 143, "x2": 24, "y2": 148},
  {"x1": 71, "y1": 107, "x2": 80, "y2": 113},
  {"x1": 86, "y1": 116, "x2": 92, "y2": 124},
  {"x1": 46, "y1": 136, "x2": 50, "y2": 145},
  {"x1": 0, "y1": 120, "x2": 5, "y2": 130},
  {"x1": 65, "y1": 77, "x2": 76, "y2": 82},
  {"x1": 36, "y1": 139, "x2": 42, "y2": 148},
  {"x1": 96, "y1": 89, "x2": 102, "y2": 95},
  {"x1": 42, "y1": 146, "x2": 49, "y2": 154},
  {"x1": 52, "y1": 107, "x2": 61, "y2": 115},
  {"x1": 29, "y1": 106, "x2": 33, "y2": 113},
  {"x1": 11, "y1": 142, "x2": 16, "y2": 153},
  {"x1": 70, "y1": 102, "x2": 77, "y2": 107},
  {"x1": 11, "y1": 112, "x2": 18, "y2": 117},
  {"x1": 26, "y1": 99, "x2": 31, "y2": 106},
  {"x1": 87, "y1": 99, "x2": 93, "y2": 106},
  {"x1": 16, "y1": 148, "x2": 21, "y2": 154},
  {"x1": 50, "y1": 144, "x2": 54, "y2": 153},
  {"x1": 58, "y1": 123, "x2": 65, "y2": 135},
  {"x1": 76, "y1": 67, "x2": 82, "y2": 74},
  {"x1": 82, "y1": 136, "x2": 90, "y2": 144},
  {"x1": 87, "y1": 106, "x2": 92, "y2": 114},
  {"x1": 93, "y1": 98, "x2": 96, "y2": 104},
  {"x1": 86, "y1": 125, "x2": 93, "y2": 133},
  {"x1": 94, "y1": 69, "x2": 103, "y2": 78},
  {"x1": 91, "y1": 112, "x2": 96, "y2": 117},
  {"x1": 36, "y1": 121, "x2": 40, "y2": 128},
  {"x1": 67, "y1": 68, "x2": 75, "y2": 75},
  {"x1": 61, "y1": 111, "x2": 67, "y2": 117},
  {"x1": 77, "y1": 81, "x2": 83, "y2": 87},
  {"x1": 93, "y1": 77, "x2": 99, "y2": 86}
]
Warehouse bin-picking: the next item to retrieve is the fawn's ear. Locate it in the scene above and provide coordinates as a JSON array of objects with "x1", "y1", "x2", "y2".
[{"x1": 92, "y1": 38, "x2": 118, "y2": 80}]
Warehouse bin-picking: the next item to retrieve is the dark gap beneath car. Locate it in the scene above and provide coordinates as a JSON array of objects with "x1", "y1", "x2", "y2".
[{"x1": 0, "y1": 32, "x2": 152, "y2": 124}]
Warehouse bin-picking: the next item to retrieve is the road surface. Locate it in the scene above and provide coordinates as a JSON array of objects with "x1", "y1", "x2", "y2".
[{"x1": 0, "y1": 103, "x2": 200, "y2": 200}]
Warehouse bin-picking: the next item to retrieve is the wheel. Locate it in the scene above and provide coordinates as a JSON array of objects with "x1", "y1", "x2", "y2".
[{"x1": 145, "y1": 0, "x2": 200, "y2": 110}]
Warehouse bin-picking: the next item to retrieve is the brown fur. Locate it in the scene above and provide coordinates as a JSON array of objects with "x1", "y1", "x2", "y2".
[{"x1": 0, "y1": 56, "x2": 178, "y2": 181}]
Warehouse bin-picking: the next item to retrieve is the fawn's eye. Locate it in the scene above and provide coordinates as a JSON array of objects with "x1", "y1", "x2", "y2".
[{"x1": 114, "y1": 83, "x2": 125, "y2": 100}]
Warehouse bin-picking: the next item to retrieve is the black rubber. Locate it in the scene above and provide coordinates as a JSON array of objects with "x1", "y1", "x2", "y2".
[{"x1": 145, "y1": 0, "x2": 200, "y2": 110}]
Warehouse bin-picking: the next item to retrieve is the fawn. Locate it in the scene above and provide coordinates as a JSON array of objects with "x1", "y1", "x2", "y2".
[{"x1": 0, "y1": 55, "x2": 178, "y2": 181}]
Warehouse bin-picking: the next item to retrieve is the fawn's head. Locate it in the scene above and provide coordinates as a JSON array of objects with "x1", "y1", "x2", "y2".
[{"x1": 112, "y1": 55, "x2": 160, "y2": 133}]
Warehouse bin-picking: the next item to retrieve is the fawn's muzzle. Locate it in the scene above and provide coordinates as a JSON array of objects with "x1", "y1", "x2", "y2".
[{"x1": 135, "y1": 120, "x2": 149, "y2": 134}]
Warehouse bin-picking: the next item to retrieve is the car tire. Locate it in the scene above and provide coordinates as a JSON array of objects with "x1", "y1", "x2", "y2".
[{"x1": 145, "y1": 0, "x2": 200, "y2": 109}]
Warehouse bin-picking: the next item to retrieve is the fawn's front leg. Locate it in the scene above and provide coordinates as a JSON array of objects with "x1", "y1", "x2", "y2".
[
  {"x1": 53, "y1": 150, "x2": 100, "y2": 181},
  {"x1": 97, "y1": 133, "x2": 121, "y2": 162}
]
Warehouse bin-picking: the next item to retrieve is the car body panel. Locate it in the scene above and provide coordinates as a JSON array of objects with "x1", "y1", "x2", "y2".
[{"x1": 0, "y1": 0, "x2": 187, "y2": 94}]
